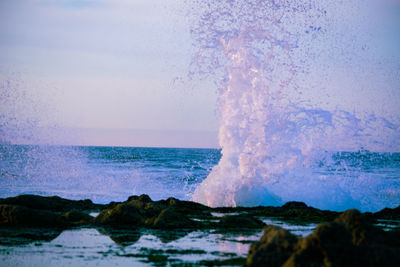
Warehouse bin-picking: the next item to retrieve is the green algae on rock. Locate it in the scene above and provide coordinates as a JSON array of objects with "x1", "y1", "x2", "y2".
[
  {"x1": 0, "y1": 194, "x2": 400, "y2": 266},
  {"x1": 246, "y1": 209, "x2": 400, "y2": 267}
]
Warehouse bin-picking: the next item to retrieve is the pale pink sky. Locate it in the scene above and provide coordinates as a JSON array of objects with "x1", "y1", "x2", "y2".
[{"x1": 0, "y1": 0, "x2": 399, "y2": 148}]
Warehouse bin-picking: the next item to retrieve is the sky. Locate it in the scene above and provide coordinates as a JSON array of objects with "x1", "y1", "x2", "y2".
[
  {"x1": 0, "y1": 0, "x2": 399, "y2": 148},
  {"x1": 298, "y1": 0, "x2": 400, "y2": 119},
  {"x1": 0, "y1": 0, "x2": 219, "y2": 148}
]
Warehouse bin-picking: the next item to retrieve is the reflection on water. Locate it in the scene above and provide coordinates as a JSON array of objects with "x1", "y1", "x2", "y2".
[
  {"x1": 0, "y1": 228, "x2": 63, "y2": 246},
  {"x1": 0, "y1": 228, "x2": 250, "y2": 266},
  {"x1": 2, "y1": 216, "x2": 398, "y2": 266},
  {"x1": 0, "y1": 217, "x2": 320, "y2": 266},
  {"x1": 375, "y1": 219, "x2": 400, "y2": 232},
  {"x1": 0, "y1": 229, "x2": 148, "y2": 267},
  {"x1": 262, "y1": 218, "x2": 317, "y2": 237}
]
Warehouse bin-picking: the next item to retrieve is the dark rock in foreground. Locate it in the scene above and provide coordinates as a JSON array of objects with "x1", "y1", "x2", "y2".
[
  {"x1": 61, "y1": 210, "x2": 94, "y2": 225},
  {"x1": 0, "y1": 195, "x2": 100, "y2": 228},
  {"x1": 0, "y1": 204, "x2": 95, "y2": 228},
  {"x1": 152, "y1": 207, "x2": 198, "y2": 229},
  {"x1": 0, "y1": 194, "x2": 103, "y2": 212},
  {"x1": 247, "y1": 225, "x2": 298, "y2": 266},
  {"x1": 372, "y1": 206, "x2": 400, "y2": 220},
  {"x1": 0, "y1": 204, "x2": 66, "y2": 227},
  {"x1": 246, "y1": 209, "x2": 400, "y2": 267},
  {"x1": 212, "y1": 201, "x2": 340, "y2": 223},
  {"x1": 1, "y1": 192, "x2": 400, "y2": 267},
  {"x1": 216, "y1": 214, "x2": 265, "y2": 229},
  {"x1": 94, "y1": 202, "x2": 145, "y2": 227},
  {"x1": 1, "y1": 194, "x2": 399, "y2": 231},
  {"x1": 95, "y1": 195, "x2": 203, "y2": 229}
]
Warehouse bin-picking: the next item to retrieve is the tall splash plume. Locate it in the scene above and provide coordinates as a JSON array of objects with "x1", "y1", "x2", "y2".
[{"x1": 189, "y1": 0, "x2": 400, "y2": 211}]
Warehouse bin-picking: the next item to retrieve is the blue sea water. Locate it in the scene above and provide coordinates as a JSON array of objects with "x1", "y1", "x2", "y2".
[
  {"x1": 0, "y1": 144, "x2": 399, "y2": 211},
  {"x1": 0, "y1": 144, "x2": 220, "y2": 203}
]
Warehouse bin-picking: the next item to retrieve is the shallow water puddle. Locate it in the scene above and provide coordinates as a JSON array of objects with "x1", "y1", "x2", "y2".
[{"x1": 0, "y1": 228, "x2": 259, "y2": 266}]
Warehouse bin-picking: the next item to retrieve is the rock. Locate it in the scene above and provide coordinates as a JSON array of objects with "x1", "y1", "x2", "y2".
[
  {"x1": 247, "y1": 225, "x2": 298, "y2": 267},
  {"x1": 373, "y1": 206, "x2": 400, "y2": 220},
  {"x1": 246, "y1": 209, "x2": 400, "y2": 267},
  {"x1": 126, "y1": 199, "x2": 162, "y2": 218},
  {"x1": 103, "y1": 201, "x2": 121, "y2": 210},
  {"x1": 152, "y1": 208, "x2": 198, "y2": 229},
  {"x1": 0, "y1": 194, "x2": 102, "y2": 212},
  {"x1": 76, "y1": 199, "x2": 99, "y2": 209},
  {"x1": 217, "y1": 215, "x2": 265, "y2": 229},
  {"x1": 94, "y1": 203, "x2": 144, "y2": 227},
  {"x1": 160, "y1": 198, "x2": 210, "y2": 215},
  {"x1": 0, "y1": 204, "x2": 66, "y2": 227},
  {"x1": 61, "y1": 210, "x2": 93, "y2": 226},
  {"x1": 279, "y1": 206, "x2": 338, "y2": 223},
  {"x1": 127, "y1": 194, "x2": 152, "y2": 203},
  {"x1": 240, "y1": 203, "x2": 338, "y2": 223},
  {"x1": 127, "y1": 196, "x2": 211, "y2": 221},
  {"x1": 284, "y1": 221, "x2": 353, "y2": 267},
  {"x1": 282, "y1": 201, "x2": 308, "y2": 209},
  {"x1": 143, "y1": 201, "x2": 167, "y2": 214},
  {"x1": 126, "y1": 199, "x2": 145, "y2": 209},
  {"x1": 334, "y1": 209, "x2": 373, "y2": 245},
  {"x1": 94, "y1": 196, "x2": 207, "y2": 229}
]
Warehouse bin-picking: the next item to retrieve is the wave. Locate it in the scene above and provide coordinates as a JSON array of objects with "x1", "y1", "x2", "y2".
[{"x1": 189, "y1": 0, "x2": 400, "y2": 211}]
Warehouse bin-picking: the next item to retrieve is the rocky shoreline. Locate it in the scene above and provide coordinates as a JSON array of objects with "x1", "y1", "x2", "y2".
[{"x1": 1, "y1": 194, "x2": 399, "y2": 266}]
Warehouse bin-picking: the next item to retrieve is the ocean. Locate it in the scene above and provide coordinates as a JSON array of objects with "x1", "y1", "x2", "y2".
[
  {"x1": 0, "y1": 144, "x2": 220, "y2": 204},
  {"x1": 1, "y1": 144, "x2": 399, "y2": 212}
]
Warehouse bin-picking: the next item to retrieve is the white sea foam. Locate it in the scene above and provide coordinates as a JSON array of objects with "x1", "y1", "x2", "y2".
[{"x1": 189, "y1": 0, "x2": 400, "y2": 211}]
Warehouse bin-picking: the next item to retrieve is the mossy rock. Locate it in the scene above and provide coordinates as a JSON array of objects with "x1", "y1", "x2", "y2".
[
  {"x1": 0, "y1": 204, "x2": 66, "y2": 227},
  {"x1": 152, "y1": 208, "x2": 198, "y2": 229},
  {"x1": 94, "y1": 203, "x2": 144, "y2": 227},
  {"x1": 246, "y1": 209, "x2": 400, "y2": 267},
  {"x1": 61, "y1": 210, "x2": 93, "y2": 225},
  {"x1": 0, "y1": 194, "x2": 102, "y2": 212},
  {"x1": 216, "y1": 215, "x2": 265, "y2": 229}
]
